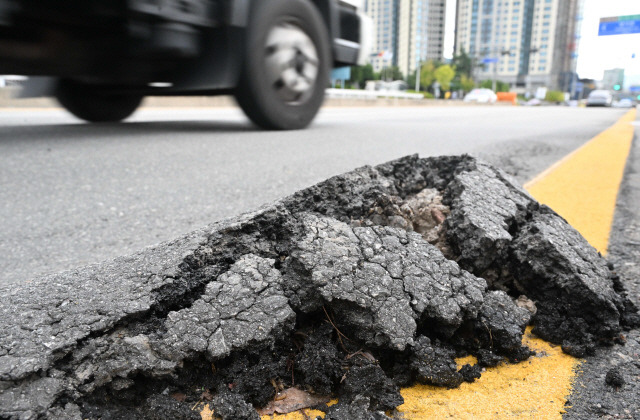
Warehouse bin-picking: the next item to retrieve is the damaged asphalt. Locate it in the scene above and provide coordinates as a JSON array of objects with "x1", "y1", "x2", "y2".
[{"x1": 1, "y1": 154, "x2": 638, "y2": 419}]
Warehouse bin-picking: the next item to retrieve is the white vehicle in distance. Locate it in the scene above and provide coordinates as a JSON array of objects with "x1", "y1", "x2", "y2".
[
  {"x1": 586, "y1": 90, "x2": 613, "y2": 107},
  {"x1": 463, "y1": 88, "x2": 498, "y2": 104},
  {"x1": 613, "y1": 98, "x2": 634, "y2": 108},
  {"x1": 0, "y1": 0, "x2": 371, "y2": 130}
]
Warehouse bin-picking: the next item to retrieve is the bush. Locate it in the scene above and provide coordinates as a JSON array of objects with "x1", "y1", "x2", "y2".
[
  {"x1": 479, "y1": 80, "x2": 510, "y2": 92},
  {"x1": 406, "y1": 90, "x2": 435, "y2": 99},
  {"x1": 545, "y1": 90, "x2": 565, "y2": 103}
]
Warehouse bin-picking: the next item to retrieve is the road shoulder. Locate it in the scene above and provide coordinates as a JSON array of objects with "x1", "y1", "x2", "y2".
[{"x1": 564, "y1": 112, "x2": 640, "y2": 419}]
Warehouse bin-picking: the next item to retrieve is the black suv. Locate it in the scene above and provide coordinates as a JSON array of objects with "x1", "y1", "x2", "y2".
[{"x1": 0, "y1": 0, "x2": 370, "y2": 129}]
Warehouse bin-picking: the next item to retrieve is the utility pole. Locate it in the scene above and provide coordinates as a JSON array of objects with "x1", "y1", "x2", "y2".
[{"x1": 415, "y1": 61, "x2": 421, "y2": 92}]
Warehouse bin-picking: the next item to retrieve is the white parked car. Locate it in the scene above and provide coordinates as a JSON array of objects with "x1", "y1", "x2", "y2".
[
  {"x1": 463, "y1": 88, "x2": 498, "y2": 104},
  {"x1": 613, "y1": 98, "x2": 634, "y2": 108},
  {"x1": 586, "y1": 90, "x2": 613, "y2": 107}
]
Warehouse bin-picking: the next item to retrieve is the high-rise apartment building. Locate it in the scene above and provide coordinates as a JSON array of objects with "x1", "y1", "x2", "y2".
[
  {"x1": 455, "y1": 0, "x2": 584, "y2": 92},
  {"x1": 365, "y1": 0, "x2": 399, "y2": 73},
  {"x1": 397, "y1": 0, "x2": 447, "y2": 77},
  {"x1": 365, "y1": 0, "x2": 446, "y2": 77}
]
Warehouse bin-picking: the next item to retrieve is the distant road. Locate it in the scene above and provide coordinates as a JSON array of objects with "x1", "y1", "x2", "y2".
[{"x1": 0, "y1": 105, "x2": 626, "y2": 284}]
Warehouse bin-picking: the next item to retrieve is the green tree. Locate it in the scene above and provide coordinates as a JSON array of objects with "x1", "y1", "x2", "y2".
[
  {"x1": 480, "y1": 79, "x2": 510, "y2": 92},
  {"x1": 452, "y1": 48, "x2": 473, "y2": 78},
  {"x1": 420, "y1": 61, "x2": 437, "y2": 91},
  {"x1": 349, "y1": 64, "x2": 375, "y2": 88},
  {"x1": 379, "y1": 65, "x2": 403, "y2": 81},
  {"x1": 434, "y1": 64, "x2": 455, "y2": 92},
  {"x1": 406, "y1": 72, "x2": 416, "y2": 89},
  {"x1": 460, "y1": 74, "x2": 475, "y2": 93}
]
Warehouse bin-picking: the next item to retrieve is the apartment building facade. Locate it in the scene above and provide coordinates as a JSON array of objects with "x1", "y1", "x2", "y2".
[
  {"x1": 365, "y1": 0, "x2": 399, "y2": 73},
  {"x1": 455, "y1": 0, "x2": 584, "y2": 92},
  {"x1": 365, "y1": 0, "x2": 446, "y2": 77}
]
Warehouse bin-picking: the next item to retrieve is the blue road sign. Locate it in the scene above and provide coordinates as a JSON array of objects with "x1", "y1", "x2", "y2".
[
  {"x1": 599, "y1": 18, "x2": 640, "y2": 36},
  {"x1": 574, "y1": 82, "x2": 584, "y2": 93},
  {"x1": 630, "y1": 86, "x2": 640, "y2": 93},
  {"x1": 482, "y1": 57, "x2": 498, "y2": 64}
]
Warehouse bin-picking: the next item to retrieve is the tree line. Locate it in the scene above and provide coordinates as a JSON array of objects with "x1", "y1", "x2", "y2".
[{"x1": 347, "y1": 50, "x2": 508, "y2": 97}]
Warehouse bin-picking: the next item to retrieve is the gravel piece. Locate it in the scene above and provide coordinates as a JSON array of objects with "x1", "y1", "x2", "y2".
[
  {"x1": 339, "y1": 364, "x2": 404, "y2": 412},
  {"x1": 459, "y1": 364, "x2": 483, "y2": 383},
  {"x1": 210, "y1": 389, "x2": 260, "y2": 420},
  {"x1": 410, "y1": 336, "x2": 463, "y2": 388},
  {"x1": 323, "y1": 395, "x2": 392, "y2": 420},
  {"x1": 605, "y1": 366, "x2": 625, "y2": 388}
]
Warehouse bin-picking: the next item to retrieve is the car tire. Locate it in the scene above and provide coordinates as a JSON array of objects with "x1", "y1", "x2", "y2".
[
  {"x1": 55, "y1": 80, "x2": 142, "y2": 123},
  {"x1": 234, "y1": 0, "x2": 330, "y2": 130}
]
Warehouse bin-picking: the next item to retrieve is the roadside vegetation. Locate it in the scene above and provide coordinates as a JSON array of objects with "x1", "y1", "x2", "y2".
[
  {"x1": 347, "y1": 49, "x2": 571, "y2": 105},
  {"x1": 348, "y1": 49, "x2": 480, "y2": 98}
]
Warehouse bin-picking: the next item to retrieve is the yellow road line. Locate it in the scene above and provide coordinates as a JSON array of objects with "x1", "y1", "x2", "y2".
[
  {"x1": 204, "y1": 110, "x2": 636, "y2": 420},
  {"x1": 525, "y1": 109, "x2": 636, "y2": 254},
  {"x1": 398, "y1": 327, "x2": 579, "y2": 419}
]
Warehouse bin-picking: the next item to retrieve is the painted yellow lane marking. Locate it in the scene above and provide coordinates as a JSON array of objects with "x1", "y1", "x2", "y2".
[
  {"x1": 397, "y1": 327, "x2": 579, "y2": 419},
  {"x1": 525, "y1": 109, "x2": 636, "y2": 254},
  {"x1": 202, "y1": 110, "x2": 635, "y2": 420}
]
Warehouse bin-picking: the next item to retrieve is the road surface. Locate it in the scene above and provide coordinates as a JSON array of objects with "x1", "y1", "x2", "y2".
[
  {"x1": 0, "y1": 105, "x2": 627, "y2": 284},
  {"x1": 0, "y1": 104, "x2": 638, "y2": 419}
]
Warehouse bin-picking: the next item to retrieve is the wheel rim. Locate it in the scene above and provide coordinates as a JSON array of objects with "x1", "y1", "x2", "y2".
[{"x1": 264, "y1": 21, "x2": 319, "y2": 105}]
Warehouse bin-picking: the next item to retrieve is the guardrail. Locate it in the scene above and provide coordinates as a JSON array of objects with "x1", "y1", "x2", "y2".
[{"x1": 326, "y1": 88, "x2": 424, "y2": 101}]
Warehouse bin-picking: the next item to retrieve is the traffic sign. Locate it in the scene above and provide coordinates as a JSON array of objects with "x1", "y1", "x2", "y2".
[
  {"x1": 599, "y1": 15, "x2": 640, "y2": 36},
  {"x1": 482, "y1": 57, "x2": 499, "y2": 64},
  {"x1": 574, "y1": 82, "x2": 584, "y2": 93}
]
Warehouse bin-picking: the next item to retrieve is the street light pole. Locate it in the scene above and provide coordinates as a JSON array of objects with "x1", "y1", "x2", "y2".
[
  {"x1": 525, "y1": 47, "x2": 539, "y2": 97},
  {"x1": 492, "y1": 61, "x2": 497, "y2": 93},
  {"x1": 493, "y1": 49, "x2": 512, "y2": 92}
]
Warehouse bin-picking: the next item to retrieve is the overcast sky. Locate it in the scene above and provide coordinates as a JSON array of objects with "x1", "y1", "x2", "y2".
[{"x1": 443, "y1": 0, "x2": 640, "y2": 81}]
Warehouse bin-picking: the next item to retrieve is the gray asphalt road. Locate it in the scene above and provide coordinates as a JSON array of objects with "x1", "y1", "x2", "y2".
[{"x1": 0, "y1": 105, "x2": 627, "y2": 285}]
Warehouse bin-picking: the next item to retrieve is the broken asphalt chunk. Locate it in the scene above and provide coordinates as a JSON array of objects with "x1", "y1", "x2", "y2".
[{"x1": 0, "y1": 154, "x2": 637, "y2": 419}]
